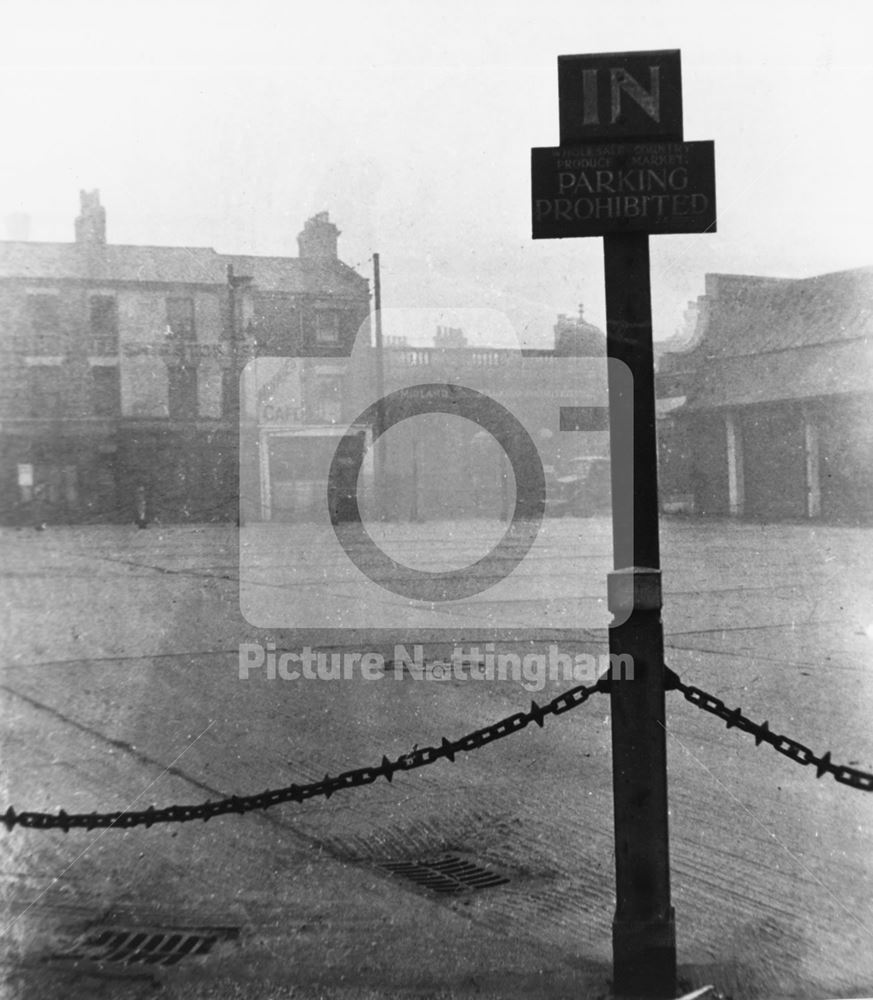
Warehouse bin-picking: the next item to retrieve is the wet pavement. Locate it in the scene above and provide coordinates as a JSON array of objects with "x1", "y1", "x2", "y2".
[{"x1": 1, "y1": 517, "x2": 872, "y2": 999}]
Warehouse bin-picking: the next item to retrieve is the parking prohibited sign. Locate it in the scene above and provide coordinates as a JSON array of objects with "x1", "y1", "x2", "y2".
[
  {"x1": 531, "y1": 140, "x2": 716, "y2": 238},
  {"x1": 533, "y1": 48, "x2": 715, "y2": 239}
]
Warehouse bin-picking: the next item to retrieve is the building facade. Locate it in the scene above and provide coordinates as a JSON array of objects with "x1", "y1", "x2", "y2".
[
  {"x1": 657, "y1": 269, "x2": 873, "y2": 522},
  {"x1": 243, "y1": 307, "x2": 610, "y2": 524},
  {"x1": 0, "y1": 193, "x2": 369, "y2": 523}
]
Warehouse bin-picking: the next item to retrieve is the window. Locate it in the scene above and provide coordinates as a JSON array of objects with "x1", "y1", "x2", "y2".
[
  {"x1": 28, "y1": 367, "x2": 62, "y2": 418},
  {"x1": 89, "y1": 295, "x2": 118, "y2": 355},
  {"x1": 26, "y1": 294, "x2": 61, "y2": 354},
  {"x1": 91, "y1": 366, "x2": 120, "y2": 416},
  {"x1": 167, "y1": 297, "x2": 196, "y2": 341},
  {"x1": 168, "y1": 365, "x2": 198, "y2": 420},
  {"x1": 315, "y1": 310, "x2": 340, "y2": 345}
]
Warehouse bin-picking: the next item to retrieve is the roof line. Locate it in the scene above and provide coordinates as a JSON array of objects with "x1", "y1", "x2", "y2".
[
  {"x1": 0, "y1": 239, "x2": 222, "y2": 253},
  {"x1": 705, "y1": 265, "x2": 873, "y2": 284},
  {"x1": 667, "y1": 332, "x2": 870, "y2": 366}
]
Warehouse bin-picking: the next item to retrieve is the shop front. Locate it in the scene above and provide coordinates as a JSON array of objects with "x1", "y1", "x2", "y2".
[{"x1": 258, "y1": 424, "x2": 372, "y2": 523}]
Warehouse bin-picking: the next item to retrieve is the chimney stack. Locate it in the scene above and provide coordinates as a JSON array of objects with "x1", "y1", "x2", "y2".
[
  {"x1": 297, "y1": 211, "x2": 339, "y2": 259},
  {"x1": 75, "y1": 189, "x2": 106, "y2": 245}
]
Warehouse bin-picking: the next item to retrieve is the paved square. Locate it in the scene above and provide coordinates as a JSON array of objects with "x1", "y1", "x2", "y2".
[{"x1": 2, "y1": 518, "x2": 872, "y2": 998}]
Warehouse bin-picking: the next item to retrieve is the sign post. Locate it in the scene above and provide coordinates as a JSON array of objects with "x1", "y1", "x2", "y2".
[{"x1": 532, "y1": 50, "x2": 716, "y2": 996}]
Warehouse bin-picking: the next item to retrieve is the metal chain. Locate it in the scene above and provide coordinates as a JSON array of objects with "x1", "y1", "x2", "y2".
[
  {"x1": 11, "y1": 663, "x2": 868, "y2": 833},
  {"x1": 664, "y1": 667, "x2": 873, "y2": 791},
  {"x1": 1, "y1": 676, "x2": 611, "y2": 833}
]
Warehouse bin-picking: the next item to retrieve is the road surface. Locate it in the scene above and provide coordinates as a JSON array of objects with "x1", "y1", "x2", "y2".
[{"x1": 1, "y1": 517, "x2": 872, "y2": 999}]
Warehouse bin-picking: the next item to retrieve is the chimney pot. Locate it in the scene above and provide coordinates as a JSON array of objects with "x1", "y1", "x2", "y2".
[
  {"x1": 297, "y1": 211, "x2": 339, "y2": 259},
  {"x1": 75, "y1": 189, "x2": 106, "y2": 245}
]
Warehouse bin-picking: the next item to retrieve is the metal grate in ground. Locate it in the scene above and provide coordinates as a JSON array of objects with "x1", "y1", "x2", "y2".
[
  {"x1": 376, "y1": 854, "x2": 511, "y2": 895},
  {"x1": 49, "y1": 925, "x2": 239, "y2": 968}
]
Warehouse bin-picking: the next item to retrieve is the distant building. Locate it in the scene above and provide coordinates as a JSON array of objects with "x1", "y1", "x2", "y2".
[
  {"x1": 433, "y1": 325, "x2": 467, "y2": 349},
  {"x1": 368, "y1": 316, "x2": 610, "y2": 522},
  {"x1": 0, "y1": 191, "x2": 368, "y2": 523},
  {"x1": 242, "y1": 308, "x2": 611, "y2": 523},
  {"x1": 553, "y1": 305, "x2": 606, "y2": 356},
  {"x1": 656, "y1": 269, "x2": 873, "y2": 521}
]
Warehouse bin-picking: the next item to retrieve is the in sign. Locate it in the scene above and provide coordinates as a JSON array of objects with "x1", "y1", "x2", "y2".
[{"x1": 558, "y1": 50, "x2": 683, "y2": 144}]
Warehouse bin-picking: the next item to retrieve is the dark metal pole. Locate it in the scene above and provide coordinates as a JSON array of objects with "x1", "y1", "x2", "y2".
[
  {"x1": 604, "y1": 232, "x2": 676, "y2": 997},
  {"x1": 226, "y1": 264, "x2": 239, "y2": 525}
]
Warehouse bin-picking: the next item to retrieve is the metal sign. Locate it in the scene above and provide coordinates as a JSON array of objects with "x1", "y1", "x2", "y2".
[
  {"x1": 531, "y1": 140, "x2": 715, "y2": 238},
  {"x1": 558, "y1": 49, "x2": 683, "y2": 144}
]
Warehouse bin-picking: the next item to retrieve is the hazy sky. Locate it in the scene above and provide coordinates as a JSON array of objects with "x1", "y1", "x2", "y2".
[{"x1": 1, "y1": 0, "x2": 870, "y2": 346}]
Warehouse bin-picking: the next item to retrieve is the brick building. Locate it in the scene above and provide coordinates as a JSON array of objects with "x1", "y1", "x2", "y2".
[
  {"x1": 0, "y1": 192, "x2": 369, "y2": 523},
  {"x1": 656, "y1": 269, "x2": 873, "y2": 521}
]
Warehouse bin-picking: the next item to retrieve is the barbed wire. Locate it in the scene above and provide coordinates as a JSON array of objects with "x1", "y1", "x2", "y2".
[
  {"x1": 665, "y1": 667, "x2": 873, "y2": 791},
  {"x1": 1, "y1": 675, "x2": 611, "y2": 834}
]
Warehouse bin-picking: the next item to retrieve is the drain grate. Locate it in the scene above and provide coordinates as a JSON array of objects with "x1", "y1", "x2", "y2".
[
  {"x1": 50, "y1": 926, "x2": 239, "y2": 968},
  {"x1": 377, "y1": 854, "x2": 510, "y2": 895}
]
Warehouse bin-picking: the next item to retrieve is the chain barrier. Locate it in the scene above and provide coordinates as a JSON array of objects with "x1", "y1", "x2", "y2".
[
  {"x1": 1, "y1": 676, "x2": 611, "y2": 834},
  {"x1": 8, "y1": 664, "x2": 870, "y2": 833},
  {"x1": 665, "y1": 667, "x2": 873, "y2": 792}
]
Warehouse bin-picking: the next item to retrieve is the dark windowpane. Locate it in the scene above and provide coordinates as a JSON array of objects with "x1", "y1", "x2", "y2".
[
  {"x1": 26, "y1": 294, "x2": 61, "y2": 354},
  {"x1": 167, "y1": 298, "x2": 196, "y2": 341},
  {"x1": 91, "y1": 366, "x2": 120, "y2": 416},
  {"x1": 89, "y1": 296, "x2": 118, "y2": 355},
  {"x1": 168, "y1": 365, "x2": 198, "y2": 420},
  {"x1": 28, "y1": 367, "x2": 62, "y2": 418},
  {"x1": 315, "y1": 310, "x2": 340, "y2": 344}
]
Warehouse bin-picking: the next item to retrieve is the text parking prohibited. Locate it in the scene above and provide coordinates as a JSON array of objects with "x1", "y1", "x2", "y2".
[
  {"x1": 531, "y1": 49, "x2": 716, "y2": 997},
  {"x1": 531, "y1": 140, "x2": 716, "y2": 239}
]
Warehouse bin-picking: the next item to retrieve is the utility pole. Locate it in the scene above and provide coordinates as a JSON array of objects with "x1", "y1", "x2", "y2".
[
  {"x1": 372, "y1": 253, "x2": 387, "y2": 518},
  {"x1": 226, "y1": 262, "x2": 252, "y2": 525},
  {"x1": 531, "y1": 49, "x2": 716, "y2": 996}
]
